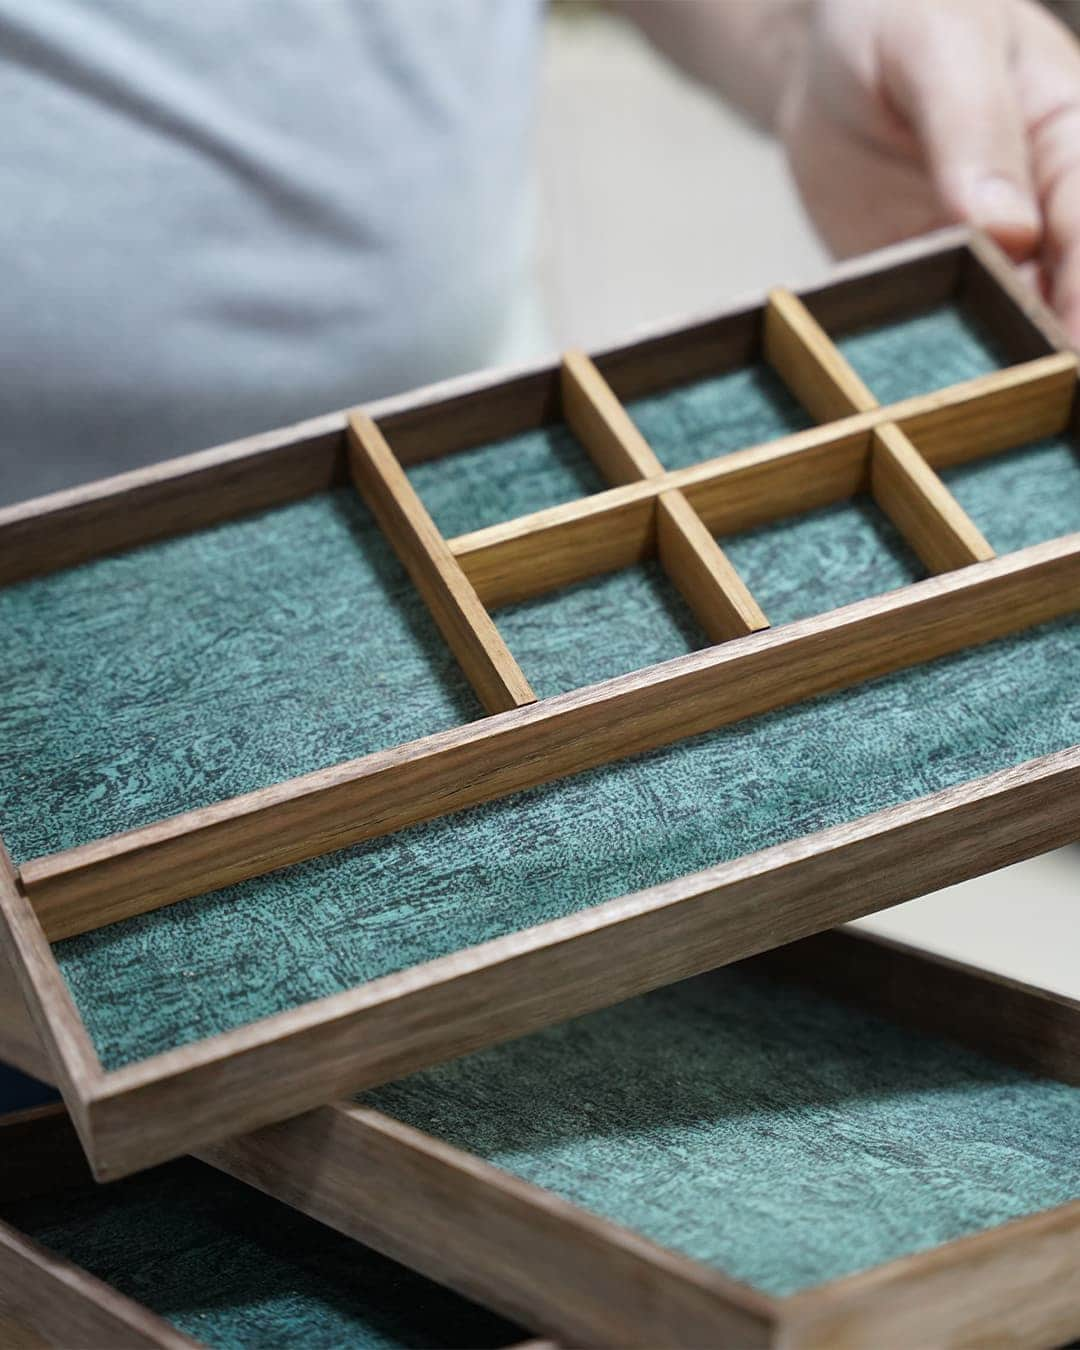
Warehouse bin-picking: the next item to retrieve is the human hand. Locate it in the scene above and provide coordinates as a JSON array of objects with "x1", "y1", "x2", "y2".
[{"x1": 779, "y1": 0, "x2": 1080, "y2": 341}]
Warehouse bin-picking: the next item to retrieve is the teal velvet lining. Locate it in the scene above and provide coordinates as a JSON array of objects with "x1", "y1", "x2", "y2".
[
  {"x1": 0, "y1": 1160, "x2": 520, "y2": 1348},
  {"x1": 626, "y1": 364, "x2": 812, "y2": 470},
  {"x1": 495, "y1": 560, "x2": 706, "y2": 699},
  {"x1": 718, "y1": 495, "x2": 924, "y2": 627},
  {"x1": 836, "y1": 303, "x2": 1007, "y2": 405},
  {"x1": 0, "y1": 490, "x2": 480, "y2": 862},
  {"x1": 944, "y1": 436, "x2": 1080, "y2": 553},
  {"x1": 0, "y1": 307, "x2": 1074, "y2": 1069},
  {"x1": 362, "y1": 965, "x2": 1080, "y2": 1297},
  {"x1": 408, "y1": 422, "x2": 606, "y2": 540}
]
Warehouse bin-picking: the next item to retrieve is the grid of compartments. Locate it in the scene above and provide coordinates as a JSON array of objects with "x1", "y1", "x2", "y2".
[{"x1": 1, "y1": 229, "x2": 1080, "y2": 1183}]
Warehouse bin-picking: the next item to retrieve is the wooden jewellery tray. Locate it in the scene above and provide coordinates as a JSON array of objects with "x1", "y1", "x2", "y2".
[
  {"x1": 5, "y1": 928, "x2": 1079, "y2": 1348},
  {"x1": 1, "y1": 226, "x2": 1079, "y2": 1178}
]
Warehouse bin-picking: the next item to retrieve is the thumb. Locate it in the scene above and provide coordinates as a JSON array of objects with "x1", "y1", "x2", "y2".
[{"x1": 879, "y1": 2, "x2": 1041, "y2": 259}]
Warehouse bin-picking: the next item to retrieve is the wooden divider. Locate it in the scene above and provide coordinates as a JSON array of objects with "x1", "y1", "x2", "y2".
[
  {"x1": 656, "y1": 491, "x2": 768, "y2": 641},
  {"x1": 764, "y1": 288, "x2": 878, "y2": 419},
  {"x1": 347, "y1": 413, "x2": 535, "y2": 714},
  {"x1": 449, "y1": 356, "x2": 1074, "y2": 607},
  {"x1": 764, "y1": 288, "x2": 998, "y2": 575},
  {"x1": 561, "y1": 349, "x2": 664, "y2": 483},
  {"x1": 557, "y1": 349, "x2": 768, "y2": 642},
  {"x1": 872, "y1": 425, "x2": 995, "y2": 572}
]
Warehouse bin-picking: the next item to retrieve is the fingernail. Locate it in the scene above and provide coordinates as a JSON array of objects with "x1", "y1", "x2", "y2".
[{"x1": 970, "y1": 174, "x2": 1040, "y2": 235}]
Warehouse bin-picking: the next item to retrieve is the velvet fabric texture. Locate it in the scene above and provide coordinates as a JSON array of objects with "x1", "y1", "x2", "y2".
[
  {"x1": 0, "y1": 1159, "x2": 521, "y2": 1348},
  {"x1": 363, "y1": 964, "x2": 1080, "y2": 1296}
]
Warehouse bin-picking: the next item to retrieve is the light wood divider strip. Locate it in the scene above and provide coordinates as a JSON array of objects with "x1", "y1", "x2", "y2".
[
  {"x1": 347, "y1": 413, "x2": 534, "y2": 715},
  {"x1": 21, "y1": 533, "x2": 1080, "y2": 940},
  {"x1": 761, "y1": 281, "x2": 1002, "y2": 576},
  {"x1": 561, "y1": 350, "x2": 771, "y2": 641},
  {"x1": 561, "y1": 348, "x2": 665, "y2": 484},
  {"x1": 451, "y1": 354, "x2": 1076, "y2": 608},
  {"x1": 764, "y1": 287, "x2": 879, "y2": 420},
  {"x1": 657, "y1": 491, "x2": 768, "y2": 641},
  {"x1": 872, "y1": 423, "x2": 995, "y2": 573}
]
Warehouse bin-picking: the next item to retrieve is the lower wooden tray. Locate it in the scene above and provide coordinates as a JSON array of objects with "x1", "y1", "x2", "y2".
[
  {"x1": 0, "y1": 1106, "x2": 543, "y2": 1350},
  {"x1": 200, "y1": 929, "x2": 1080, "y2": 1349}
]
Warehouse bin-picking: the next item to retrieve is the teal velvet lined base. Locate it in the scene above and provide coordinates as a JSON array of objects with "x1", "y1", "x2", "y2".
[
  {"x1": 836, "y1": 303, "x2": 1007, "y2": 404},
  {"x1": 0, "y1": 304, "x2": 1075, "y2": 1071},
  {"x1": 0, "y1": 1160, "x2": 520, "y2": 1349},
  {"x1": 362, "y1": 964, "x2": 1080, "y2": 1298},
  {"x1": 495, "y1": 559, "x2": 706, "y2": 699},
  {"x1": 0, "y1": 490, "x2": 480, "y2": 861}
]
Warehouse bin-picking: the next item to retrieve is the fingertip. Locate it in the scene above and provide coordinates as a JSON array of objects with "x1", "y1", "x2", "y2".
[
  {"x1": 967, "y1": 174, "x2": 1042, "y2": 261},
  {"x1": 1062, "y1": 299, "x2": 1080, "y2": 349}
]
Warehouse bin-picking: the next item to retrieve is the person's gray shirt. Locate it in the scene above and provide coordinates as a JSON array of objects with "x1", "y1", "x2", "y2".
[{"x1": 0, "y1": 0, "x2": 543, "y2": 501}]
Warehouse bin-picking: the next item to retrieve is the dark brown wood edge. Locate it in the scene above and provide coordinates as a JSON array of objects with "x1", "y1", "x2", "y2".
[
  {"x1": 0, "y1": 941, "x2": 49, "y2": 1082},
  {"x1": 22, "y1": 531, "x2": 1080, "y2": 938},
  {"x1": 794, "y1": 237, "x2": 963, "y2": 340},
  {"x1": 0, "y1": 1217, "x2": 199, "y2": 1350},
  {"x1": 198, "y1": 923, "x2": 1080, "y2": 1349},
  {"x1": 0, "y1": 1108, "x2": 541, "y2": 1350},
  {"x1": 58, "y1": 744, "x2": 1080, "y2": 1179},
  {"x1": 198, "y1": 1104, "x2": 777, "y2": 1350},
  {"x1": 962, "y1": 231, "x2": 1075, "y2": 361},
  {"x1": 777, "y1": 1198, "x2": 1080, "y2": 1349},
  {"x1": 0, "y1": 846, "x2": 102, "y2": 1165},
  {"x1": 0, "y1": 228, "x2": 982, "y2": 588},
  {"x1": 751, "y1": 928, "x2": 1080, "y2": 1085}
]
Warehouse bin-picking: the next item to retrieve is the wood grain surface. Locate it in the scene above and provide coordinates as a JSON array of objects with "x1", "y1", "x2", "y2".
[
  {"x1": 347, "y1": 413, "x2": 534, "y2": 714},
  {"x1": 560, "y1": 349, "x2": 665, "y2": 483},
  {"x1": 764, "y1": 287, "x2": 878, "y2": 420},
  {"x1": 656, "y1": 490, "x2": 768, "y2": 640},
  {"x1": 871, "y1": 424, "x2": 996, "y2": 573}
]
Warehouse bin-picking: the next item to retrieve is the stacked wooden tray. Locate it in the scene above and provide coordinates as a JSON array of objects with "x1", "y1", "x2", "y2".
[{"x1": 1, "y1": 226, "x2": 1078, "y2": 1346}]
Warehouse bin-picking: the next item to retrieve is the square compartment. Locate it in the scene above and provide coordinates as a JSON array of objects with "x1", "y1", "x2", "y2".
[
  {"x1": 942, "y1": 433, "x2": 1080, "y2": 555},
  {"x1": 625, "y1": 363, "x2": 812, "y2": 472},
  {"x1": 835, "y1": 302, "x2": 1009, "y2": 406},
  {"x1": 717, "y1": 496, "x2": 927, "y2": 627},
  {"x1": 407, "y1": 421, "x2": 606, "y2": 540},
  {"x1": 495, "y1": 559, "x2": 708, "y2": 699}
]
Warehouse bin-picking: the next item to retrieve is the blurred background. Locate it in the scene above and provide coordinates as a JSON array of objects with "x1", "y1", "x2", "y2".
[{"x1": 537, "y1": 1, "x2": 1077, "y2": 1000}]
